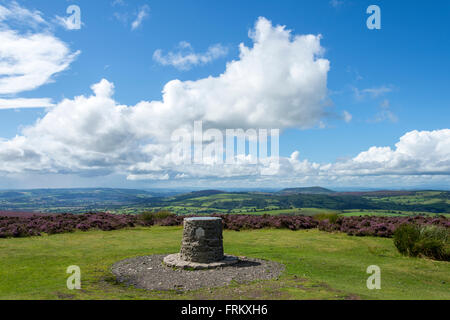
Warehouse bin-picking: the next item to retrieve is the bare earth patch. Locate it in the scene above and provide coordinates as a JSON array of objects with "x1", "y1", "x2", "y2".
[{"x1": 111, "y1": 254, "x2": 284, "y2": 291}]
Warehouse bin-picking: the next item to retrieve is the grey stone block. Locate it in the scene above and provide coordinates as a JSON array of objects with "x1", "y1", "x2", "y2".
[{"x1": 179, "y1": 217, "x2": 224, "y2": 263}]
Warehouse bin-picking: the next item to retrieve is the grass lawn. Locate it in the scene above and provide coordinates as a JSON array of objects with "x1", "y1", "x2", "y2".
[{"x1": 0, "y1": 227, "x2": 448, "y2": 300}]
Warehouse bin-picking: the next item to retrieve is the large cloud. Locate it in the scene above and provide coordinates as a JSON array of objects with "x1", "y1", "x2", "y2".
[
  {"x1": 0, "y1": 17, "x2": 330, "y2": 175},
  {"x1": 126, "y1": 127, "x2": 450, "y2": 184},
  {"x1": 343, "y1": 129, "x2": 450, "y2": 175},
  {"x1": 286, "y1": 129, "x2": 450, "y2": 178},
  {"x1": 0, "y1": 16, "x2": 448, "y2": 186}
]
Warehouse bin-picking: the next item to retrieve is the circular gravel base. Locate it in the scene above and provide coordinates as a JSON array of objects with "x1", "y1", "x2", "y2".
[
  {"x1": 163, "y1": 253, "x2": 239, "y2": 270},
  {"x1": 111, "y1": 254, "x2": 285, "y2": 291}
]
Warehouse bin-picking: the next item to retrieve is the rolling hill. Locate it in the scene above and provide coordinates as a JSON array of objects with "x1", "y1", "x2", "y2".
[
  {"x1": 0, "y1": 187, "x2": 448, "y2": 215},
  {"x1": 277, "y1": 187, "x2": 335, "y2": 195}
]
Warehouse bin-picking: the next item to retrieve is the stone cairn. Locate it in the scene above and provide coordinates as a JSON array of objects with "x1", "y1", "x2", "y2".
[{"x1": 163, "y1": 217, "x2": 238, "y2": 269}]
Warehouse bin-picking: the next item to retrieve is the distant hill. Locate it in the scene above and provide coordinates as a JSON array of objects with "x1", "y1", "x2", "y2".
[
  {"x1": 171, "y1": 190, "x2": 225, "y2": 201},
  {"x1": 277, "y1": 187, "x2": 335, "y2": 195},
  {"x1": 0, "y1": 188, "x2": 161, "y2": 213},
  {"x1": 185, "y1": 190, "x2": 225, "y2": 197},
  {"x1": 0, "y1": 188, "x2": 448, "y2": 215},
  {"x1": 335, "y1": 190, "x2": 417, "y2": 197}
]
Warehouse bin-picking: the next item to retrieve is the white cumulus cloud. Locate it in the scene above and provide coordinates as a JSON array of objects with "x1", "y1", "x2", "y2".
[
  {"x1": 1, "y1": 17, "x2": 447, "y2": 187},
  {"x1": 348, "y1": 129, "x2": 450, "y2": 175},
  {"x1": 0, "y1": 30, "x2": 79, "y2": 95},
  {"x1": 0, "y1": 17, "x2": 330, "y2": 178},
  {"x1": 153, "y1": 42, "x2": 228, "y2": 70},
  {"x1": 0, "y1": 2, "x2": 80, "y2": 107}
]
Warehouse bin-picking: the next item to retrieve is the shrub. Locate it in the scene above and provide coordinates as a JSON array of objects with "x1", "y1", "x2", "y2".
[
  {"x1": 420, "y1": 225, "x2": 449, "y2": 243},
  {"x1": 412, "y1": 238, "x2": 448, "y2": 261},
  {"x1": 394, "y1": 224, "x2": 449, "y2": 261},
  {"x1": 415, "y1": 225, "x2": 449, "y2": 260},
  {"x1": 138, "y1": 211, "x2": 156, "y2": 225},
  {"x1": 314, "y1": 213, "x2": 339, "y2": 224},
  {"x1": 393, "y1": 224, "x2": 421, "y2": 256},
  {"x1": 153, "y1": 210, "x2": 175, "y2": 220},
  {"x1": 139, "y1": 210, "x2": 175, "y2": 225}
]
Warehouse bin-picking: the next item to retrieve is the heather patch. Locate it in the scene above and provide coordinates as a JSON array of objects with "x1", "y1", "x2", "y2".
[{"x1": 0, "y1": 212, "x2": 447, "y2": 239}]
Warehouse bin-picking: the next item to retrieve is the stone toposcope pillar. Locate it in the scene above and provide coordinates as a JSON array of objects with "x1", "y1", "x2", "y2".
[
  {"x1": 180, "y1": 217, "x2": 224, "y2": 263},
  {"x1": 163, "y1": 217, "x2": 238, "y2": 270}
]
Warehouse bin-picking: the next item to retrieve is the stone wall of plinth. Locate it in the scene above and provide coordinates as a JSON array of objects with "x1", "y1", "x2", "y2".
[{"x1": 179, "y1": 217, "x2": 224, "y2": 263}]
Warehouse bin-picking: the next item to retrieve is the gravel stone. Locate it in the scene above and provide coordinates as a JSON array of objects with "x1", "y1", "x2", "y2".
[
  {"x1": 164, "y1": 253, "x2": 239, "y2": 270},
  {"x1": 111, "y1": 254, "x2": 285, "y2": 291}
]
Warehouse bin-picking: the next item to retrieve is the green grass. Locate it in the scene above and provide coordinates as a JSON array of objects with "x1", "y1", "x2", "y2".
[
  {"x1": 140, "y1": 206, "x2": 340, "y2": 216},
  {"x1": 0, "y1": 227, "x2": 449, "y2": 300}
]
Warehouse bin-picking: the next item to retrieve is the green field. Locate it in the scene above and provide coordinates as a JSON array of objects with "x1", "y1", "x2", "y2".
[
  {"x1": 123, "y1": 206, "x2": 449, "y2": 218},
  {"x1": 1, "y1": 226, "x2": 448, "y2": 300},
  {"x1": 366, "y1": 192, "x2": 450, "y2": 206},
  {"x1": 1, "y1": 189, "x2": 448, "y2": 216},
  {"x1": 116, "y1": 190, "x2": 450, "y2": 216}
]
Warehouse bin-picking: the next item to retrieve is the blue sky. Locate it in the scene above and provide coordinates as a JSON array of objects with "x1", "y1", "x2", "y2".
[{"x1": 0, "y1": 0, "x2": 449, "y2": 189}]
